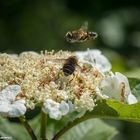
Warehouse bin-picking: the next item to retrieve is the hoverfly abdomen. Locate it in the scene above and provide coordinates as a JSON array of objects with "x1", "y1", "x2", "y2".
[
  {"x1": 79, "y1": 32, "x2": 89, "y2": 42},
  {"x1": 62, "y1": 56, "x2": 78, "y2": 76},
  {"x1": 63, "y1": 63, "x2": 75, "y2": 76}
]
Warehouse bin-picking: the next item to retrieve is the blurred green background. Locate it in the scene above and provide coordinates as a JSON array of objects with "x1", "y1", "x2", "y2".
[
  {"x1": 0, "y1": 0, "x2": 140, "y2": 140},
  {"x1": 0, "y1": 0, "x2": 140, "y2": 76}
]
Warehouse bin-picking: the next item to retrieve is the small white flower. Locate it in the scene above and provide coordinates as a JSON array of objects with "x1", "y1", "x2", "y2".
[
  {"x1": 127, "y1": 93, "x2": 138, "y2": 104},
  {"x1": 43, "y1": 99, "x2": 70, "y2": 120},
  {"x1": 100, "y1": 72, "x2": 137, "y2": 104},
  {"x1": 95, "y1": 87, "x2": 108, "y2": 99},
  {"x1": 0, "y1": 85, "x2": 26, "y2": 117},
  {"x1": 57, "y1": 90, "x2": 68, "y2": 100},
  {"x1": 75, "y1": 49, "x2": 112, "y2": 72},
  {"x1": 75, "y1": 92, "x2": 96, "y2": 111},
  {"x1": 19, "y1": 51, "x2": 39, "y2": 58},
  {"x1": 67, "y1": 101, "x2": 75, "y2": 112},
  {"x1": 59, "y1": 101, "x2": 69, "y2": 115},
  {"x1": 8, "y1": 99, "x2": 26, "y2": 117}
]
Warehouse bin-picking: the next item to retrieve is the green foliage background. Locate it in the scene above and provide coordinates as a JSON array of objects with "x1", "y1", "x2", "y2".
[{"x1": 0, "y1": 0, "x2": 140, "y2": 140}]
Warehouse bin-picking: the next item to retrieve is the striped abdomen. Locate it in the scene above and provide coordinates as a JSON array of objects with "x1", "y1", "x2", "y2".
[{"x1": 63, "y1": 63, "x2": 76, "y2": 76}]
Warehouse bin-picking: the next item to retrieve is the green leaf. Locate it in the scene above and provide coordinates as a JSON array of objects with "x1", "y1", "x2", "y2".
[
  {"x1": 0, "y1": 117, "x2": 31, "y2": 140},
  {"x1": 46, "y1": 111, "x2": 86, "y2": 140},
  {"x1": 53, "y1": 99, "x2": 139, "y2": 140},
  {"x1": 129, "y1": 78, "x2": 140, "y2": 101},
  {"x1": 0, "y1": 115, "x2": 40, "y2": 140},
  {"x1": 126, "y1": 68, "x2": 140, "y2": 79},
  {"x1": 56, "y1": 99, "x2": 140, "y2": 140},
  {"x1": 85, "y1": 100, "x2": 140, "y2": 123},
  {"x1": 60, "y1": 119, "x2": 118, "y2": 140}
]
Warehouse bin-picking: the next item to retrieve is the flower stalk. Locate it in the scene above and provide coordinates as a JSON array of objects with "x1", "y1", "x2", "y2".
[
  {"x1": 19, "y1": 116, "x2": 37, "y2": 140},
  {"x1": 52, "y1": 116, "x2": 90, "y2": 140},
  {"x1": 40, "y1": 111, "x2": 47, "y2": 140}
]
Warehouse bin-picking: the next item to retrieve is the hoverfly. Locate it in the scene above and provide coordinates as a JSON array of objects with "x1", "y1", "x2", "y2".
[
  {"x1": 45, "y1": 56, "x2": 78, "y2": 76},
  {"x1": 62, "y1": 56, "x2": 78, "y2": 76},
  {"x1": 65, "y1": 22, "x2": 98, "y2": 43}
]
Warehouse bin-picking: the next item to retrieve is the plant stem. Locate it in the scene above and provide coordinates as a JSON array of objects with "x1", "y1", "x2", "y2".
[
  {"x1": 40, "y1": 111, "x2": 47, "y2": 140},
  {"x1": 52, "y1": 115, "x2": 91, "y2": 140},
  {"x1": 19, "y1": 116, "x2": 37, "y2": 140}
]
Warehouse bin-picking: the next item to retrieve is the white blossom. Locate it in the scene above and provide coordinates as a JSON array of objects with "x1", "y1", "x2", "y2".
[
  {"x1": 100, "y1": 72, "x2": 137, "y2": 104},
  {"x1": 75, "y1": 92, "x2": 96, "y2": 111},
  {"x1": 59, "y1": 101, "x2": 69, "y2": 115},
  {"x1": 75, "y1": 49, "x2": 112, "y2": 72},
  {"x1": 95, "y1": 87, "x2": 108, "y2": 99},
  {"x1": 56, "y1": 90, "x2": 68, "y2": 100},
  {"x1": 43, "y1": 99, "x2": 70, "y2": 120},
  {"x1": 127, "y1": 93, "x2": 138, "y2": 104},
  {"x1": 68, "y1": 101, "x2": 76, "y2": 112},
  {"x1": 0, "y1": 50, "x2": 138, "y2": 120},
  {"x1": 0, "y1": 85, "x2": 26, "y2": 117}
]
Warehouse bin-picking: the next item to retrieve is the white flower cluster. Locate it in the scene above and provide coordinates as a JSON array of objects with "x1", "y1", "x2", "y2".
[
  {"x1": 100, "y1": 72, "x2": 137, "y2": 104},
  {"x1": 75, "y1": 49, "x2": 112, "y2": 73},
  {"x1": 76, "y1": 50, "x2": 137, "y2": 104},
  {"x1": 42, "y1": 50, "x2": 137, "y2": 119},
  {"x1": 43, "y1": 99, "x2": 70, "y2": 120},
  {"x1": 0, "y1": 85, "x2": 26, "y2": 117},
  {"x1": 0, "y1": 49, "x2": 137, "y2": 119}
]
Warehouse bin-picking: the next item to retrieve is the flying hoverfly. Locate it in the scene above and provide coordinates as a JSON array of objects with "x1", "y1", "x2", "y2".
[{"x1": 65, "y1": 22, "x2": 98, "y2": 43}]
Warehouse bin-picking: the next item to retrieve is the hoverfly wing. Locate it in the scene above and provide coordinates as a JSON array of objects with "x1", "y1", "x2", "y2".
[
  {"x1": 46, "y1": 58, "x2": 66, "y2": 63},
  {"x1": 79, "y1": 21, "x2": 88, "y2": 31}
]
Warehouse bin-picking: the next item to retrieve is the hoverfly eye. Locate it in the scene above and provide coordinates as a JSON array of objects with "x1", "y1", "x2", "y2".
[
  {"x1": 66, "y1": 32, "x2": 72, "y2": 38},
  {"x1": 90, "y1": 32, "x2": 98, "y2": 38}
]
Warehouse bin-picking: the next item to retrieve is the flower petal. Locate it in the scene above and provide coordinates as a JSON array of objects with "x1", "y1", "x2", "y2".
[
  {"x1": 59, "y1": 101, "x2": 69, "y2": 115},
  {"x1": 43, "y1": 99, "x2": 62, "y2": 119},
  {"x1": 100, "y1": 72, "x2": 138, "y2": 104},
  {"x1": 49, "y1": 109, "x2": 62, "y2": 120},
  {"x1": 0, "y1": 85, "x2": 21, "y2": 102},
  {"x1": 43, "y1": 99, "x2": 70, "y2": 120},
  {"x1": 75, "y1": 49, "x2": 112, "y2": 72},
  {"x1": 9, "y1": 99, "x2": 26, "y2": 117},
  {"x1": 43, "y1": 99, "x2": 60, "y2": 113},
  {"x1": 0, "y1": 101, "x2": 11, "y2": 116},
  {"x1": 127, "y1": 93, "x2": 138, "y2": 104}
]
